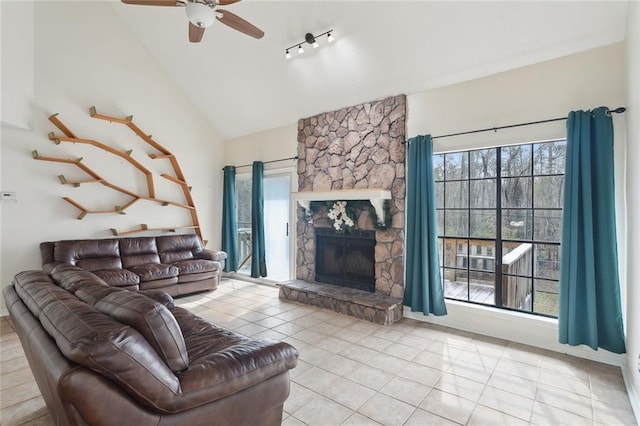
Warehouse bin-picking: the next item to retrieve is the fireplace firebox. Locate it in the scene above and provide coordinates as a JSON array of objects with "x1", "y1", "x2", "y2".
[{"x1": 315, "y1": 228, "x2": 375, "y2": 292}]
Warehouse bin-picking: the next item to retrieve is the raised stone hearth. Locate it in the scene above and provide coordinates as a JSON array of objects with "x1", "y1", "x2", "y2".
[{"x1": 279, "y1": 280, "x2": 403, "y2": 325}]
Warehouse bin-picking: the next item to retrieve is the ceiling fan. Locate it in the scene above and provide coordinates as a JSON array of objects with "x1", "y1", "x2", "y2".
[{"x1": 121, "y1": 0, "x2": 264, "y2": 43}]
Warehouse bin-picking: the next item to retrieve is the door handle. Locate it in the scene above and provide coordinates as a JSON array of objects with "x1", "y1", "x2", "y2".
[{"x1": 286, "y1": 222, "x2": 289, "y2": 236}]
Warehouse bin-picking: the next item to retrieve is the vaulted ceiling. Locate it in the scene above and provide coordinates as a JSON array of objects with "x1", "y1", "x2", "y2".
[{"x1": 112, "y1": 1, "x2": 628, "y2": 140}]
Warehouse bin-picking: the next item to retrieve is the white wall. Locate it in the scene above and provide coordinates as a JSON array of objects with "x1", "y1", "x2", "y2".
[
  {"x1": 0, "y1": 1, "x2": 225, "y2": 316},
  {"x1": 624, "y1": 1, "x2": 640, "y2": 417},
  {"x1": 224, "y1": 123, "x2": 297, "y2": 173}
]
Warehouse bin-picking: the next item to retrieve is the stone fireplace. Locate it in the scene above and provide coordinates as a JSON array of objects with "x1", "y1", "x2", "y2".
[{"x1": 279, "y1": 94, "x2": 406, "y2": 324}]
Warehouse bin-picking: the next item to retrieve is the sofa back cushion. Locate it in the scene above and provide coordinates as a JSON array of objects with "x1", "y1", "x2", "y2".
[
  {"x1": 54, "y1": 239, "x2": 122, "y2": 271},
  {"x1": 38, "y1": 297, "x2": 181, "y2": 410},
  {"x1": 156, "y1": 235, "x2": 203, "y2": 264},
  {"x1": 94, "y1": 291, "x2": 189, "y2": 372},
  {"x1": 120, "y1": 237, "x2": 161, "y2": 268}
]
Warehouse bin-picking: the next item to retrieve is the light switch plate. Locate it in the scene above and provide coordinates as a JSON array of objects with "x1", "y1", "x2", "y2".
[{"x1": 1, "y1": 191, "x2": 17, "y2": 202}]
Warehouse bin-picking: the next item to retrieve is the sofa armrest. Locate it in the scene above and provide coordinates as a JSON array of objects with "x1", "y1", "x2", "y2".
[{"x1": 195, "y1": 249, "x2": 227, "y2": 262}]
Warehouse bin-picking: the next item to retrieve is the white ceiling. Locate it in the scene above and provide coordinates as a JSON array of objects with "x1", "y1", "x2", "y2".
[{"x1": 112, "y1": 1, "x2": 629, "y2": 140}]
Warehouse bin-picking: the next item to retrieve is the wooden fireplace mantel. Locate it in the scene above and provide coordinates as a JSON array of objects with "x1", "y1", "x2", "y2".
[{"x1": 292, "y1": 188, "x2": 392, "y2": 225}]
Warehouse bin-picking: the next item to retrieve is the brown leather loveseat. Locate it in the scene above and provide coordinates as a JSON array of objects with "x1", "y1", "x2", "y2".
[
  {"x1": 4, "y1": 267, "x2": 298, "y2": 425},
  {"x1": 40, "y1": 234, "x2": 226, "y2": 297}
]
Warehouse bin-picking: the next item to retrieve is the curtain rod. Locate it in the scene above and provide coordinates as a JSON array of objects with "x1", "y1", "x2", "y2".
[
  {"x1": 403, "y1": 106, "x2": 626, "y2": 144},
  {"x1": 222, "y1": 156, "x2": 298, "y2": 171}
]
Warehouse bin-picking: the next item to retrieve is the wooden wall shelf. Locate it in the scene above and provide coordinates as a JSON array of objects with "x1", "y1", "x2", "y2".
[{"x1": 34, "y1": 107, "x2": 204, "y2": 241}]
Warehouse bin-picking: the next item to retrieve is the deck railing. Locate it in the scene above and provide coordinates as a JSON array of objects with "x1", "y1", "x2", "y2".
[{"x1": 501, "y1": 243, "x2": 533, "y2": 310}]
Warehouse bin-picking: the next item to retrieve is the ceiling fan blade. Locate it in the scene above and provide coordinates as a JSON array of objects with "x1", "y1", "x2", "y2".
[
  {"x1": 189, "y1": 22, "x2": 205, "y2": 43},
  {"x1": 216, "y1": 9, "x2": 264, "y2": 39},
  {"x1": 216, "y1": 0, "x2": 242, "y2": 5},
  {"x1": 121, "y1": 0, "x2": 183, "y2": 6}
]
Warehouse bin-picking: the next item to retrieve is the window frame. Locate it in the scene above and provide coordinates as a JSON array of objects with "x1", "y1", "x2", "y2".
[{"x1": 434, "y1": 139, "x2": 565, "y2": 318}]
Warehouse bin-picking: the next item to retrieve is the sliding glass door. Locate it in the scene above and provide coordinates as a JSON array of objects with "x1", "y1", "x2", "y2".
[{"x1": 235, "y1": 170, "x2": 292, "y2": 282}]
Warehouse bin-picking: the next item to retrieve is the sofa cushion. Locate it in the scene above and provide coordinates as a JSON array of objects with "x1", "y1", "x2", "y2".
[
  {"x1": 54, "y1": 239, "x2": 122, "y2": 271},
  {"x1": 75, "y1": 282, "x2": 125, "y2": 306},
  {"x1": 13, "y1": 271, "x2": 78, "y2": 318},
  {"x1": 120, "y1": 237, "x2": 161, "y2": 268},
  {"x1": 157, "y1": 235, "x2": 203, "y2": 263},
  {"x1": 50, "y1": 265, "x2": 111, "y2": 293},
  {"x1": 129, "y1": 263, "x2": 179, "y2": 282},
  {"x1": 95, "y1": 292, "x2": 189, "y2": 373},
  {"x1": 93, "y1": 269, "x2": 140, "y2": 287},
  {"x1": 37, "y1": 297, "x2": 181, "y2": 411},
  {"x1": 172, "y1": 259, "x2": 218, "y2": 276},
  {"x1": 139, "y1": 290, "x2": 175, "y2": 309}
]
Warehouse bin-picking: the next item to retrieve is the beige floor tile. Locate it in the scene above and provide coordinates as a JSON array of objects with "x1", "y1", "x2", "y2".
[
  {"x1": 434, "y1": 372, "x2": 486, "y2": 402},
  {"x1": 322, "y1": 377, "x2": 376, "y2": 410},
  {"x1": 382, "y1": 342, "x2": 422, "y2": 361},
  {"x1": 365, "y1": 353, "x2": 408, "y2": 375},
  {"x1": 317, "y1": 354, "x2": 364, "y2": 377},
  {"x1": 311, "y1": 322, "x2": 344, "y2": 336},
  {"x1": 284, "y1": 382, "x2": 319, "y2": 414},
  {"x1": 282, "y1": 414, "x2": 308, "y2": 426},
  {"x1": 495, "y1": 358, "x2": 541, "y2": 382},
  {"x1": 380, "y1": 376, "x2": 431, "y2": 406},
  {"x1": 0, "y1": 379, "x2": 42, "y2": 410},
  {"x1": 479, "y1": 385, "x2": 534, "y2": 421},
  {"x1": 293, "y1": 367, "x2": 343, "y2": 393},
  {"x1": 347, "y1": 364, "x2": 394, "y2": 391},
  {"x1": 357, "y1": 392, "x2": 415, "y2": 426},
  {"x1": 592, "y1": 398, "x2": 637, "y2": 425},
  {"x1": 0, "y1": 396, "x2": 49, "y2": 426},
  {"x1": 530, "y1": 400, "x2": 592, "y2": 426},
  {"x1": 405, "y1": 408, "x2": 458, "y2": 425},
  {"x1": 272, "y1": 321, "x2": 309, "y2": 336},
  {"x1": 332, "y1": 328, "x2": 371, "y2": 344},
  {"x1": 425, "y1": 340, "x2": 464, "y2": 359},
  {"x1": 298, "y1": 345, "x2": 334, "y2": 365},
  {"x1": 293, "y1": 329, "x2": 329, "y2": 345},
  {"x1": 340, "y1": 412, "x2": 382, "y2": 425},
  {"x1": 232, "y1": 322, "x2": 268, "y2": 336},
  {"x1": 457, "y1": 350, "x2": 500, "y2": 369},
  {"x1": 340, "y1": 344, "x2": 379, "y2": 363},
  {"x1": 253, "y1": 315, "x2": 287, "y2": 328},
  {"x1": 413, "y1": 349, "x2": 454, "y2": 371},
  {"x1": 293, "y1": 395, "x2": 353, "y2": 426},
  {"x1": 535, "y1": 386, "x2": 593, "y2": 419},
  {"x1": 538, "y1": 369, "x2": 591, "y2": 397},
  {"x1": 369, "y1": 327, "x2": 406, "y2": 343},
  {"x1": 395, "y1": 334, "x2": 433, "y2": 350},
  {"x1": 315, "y1": 336, "x2": 352, "y2": 354},
  {"x1": 0, "y1": 355, "x2": 30, "y2": 375},
  {"x1": 468, "y1": 404, "x2": 529, "y2": 426},
  {"x1": 419, "y1": 388, "x2": 477, "y2": 425},
  {"x1": 487, "y1": 371, "x2": 537, "y2": 400},
  {"x1": 447, "y1": 360, "x2": 494, "y2": 384},
  {"x1": 396, "y1": 362, "x2": 442, "y2": 387},
  {"x1": 356, "y1": 336, "x2": 393, "y2": 352}
]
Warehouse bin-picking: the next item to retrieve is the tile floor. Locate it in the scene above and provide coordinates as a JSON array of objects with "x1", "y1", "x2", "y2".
[{"x1": 0, "y1": 278, "x2": 637, "y2": 425}]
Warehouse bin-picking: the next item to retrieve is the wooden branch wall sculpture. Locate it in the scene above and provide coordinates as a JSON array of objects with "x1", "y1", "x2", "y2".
[{"x1": 34, "y1": 107, "x2": 204, "y2": 242}]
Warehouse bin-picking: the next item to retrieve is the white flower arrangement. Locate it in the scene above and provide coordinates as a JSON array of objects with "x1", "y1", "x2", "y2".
[{"x1": 327, "y1": 201, "x2": 355, "y2": 233}]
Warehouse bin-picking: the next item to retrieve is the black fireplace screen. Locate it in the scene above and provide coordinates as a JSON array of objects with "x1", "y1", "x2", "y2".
[{"x1": 315, "y1": 228, "x2": 375, "y2": 292}]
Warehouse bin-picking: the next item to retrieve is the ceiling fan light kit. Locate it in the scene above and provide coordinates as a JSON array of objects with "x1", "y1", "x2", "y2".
[
  {"x1": 285, "y1": 30, "x2": 335, "y2": 59},
  {"x1": 121, "y1": 0, "x2": 264, "y2": 43},
  {"x1": 186, "y1": 2, "x2": 215, "y2": 28}
]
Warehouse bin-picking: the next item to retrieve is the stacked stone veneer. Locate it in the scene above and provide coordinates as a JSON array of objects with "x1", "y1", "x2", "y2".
[{"x1": 295, "y1": 94, "x2": 406, "y2": 298}]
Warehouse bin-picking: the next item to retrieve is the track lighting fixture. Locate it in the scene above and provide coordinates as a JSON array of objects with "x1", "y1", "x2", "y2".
[{"x1": 285, "y1": 29, "x2": 335, "y2": 59}]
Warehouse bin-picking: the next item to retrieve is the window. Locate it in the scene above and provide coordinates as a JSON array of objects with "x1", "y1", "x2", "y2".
[{"x1": 434, "y1": 140, "x2": 565, "y2": 317}]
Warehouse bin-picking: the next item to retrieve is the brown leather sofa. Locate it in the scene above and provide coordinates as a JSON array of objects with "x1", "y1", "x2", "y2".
[
  {"x1": 40, "y1": 234, "x2": 227, "y2": 297},
  {"x1": 4, "y1": 267, "x2": 298, "y2": 426}
]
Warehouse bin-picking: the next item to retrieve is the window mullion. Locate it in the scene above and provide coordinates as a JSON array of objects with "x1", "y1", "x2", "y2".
[{"x1": 495, "y1": 147, "x2": 503, "y2": 307}]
